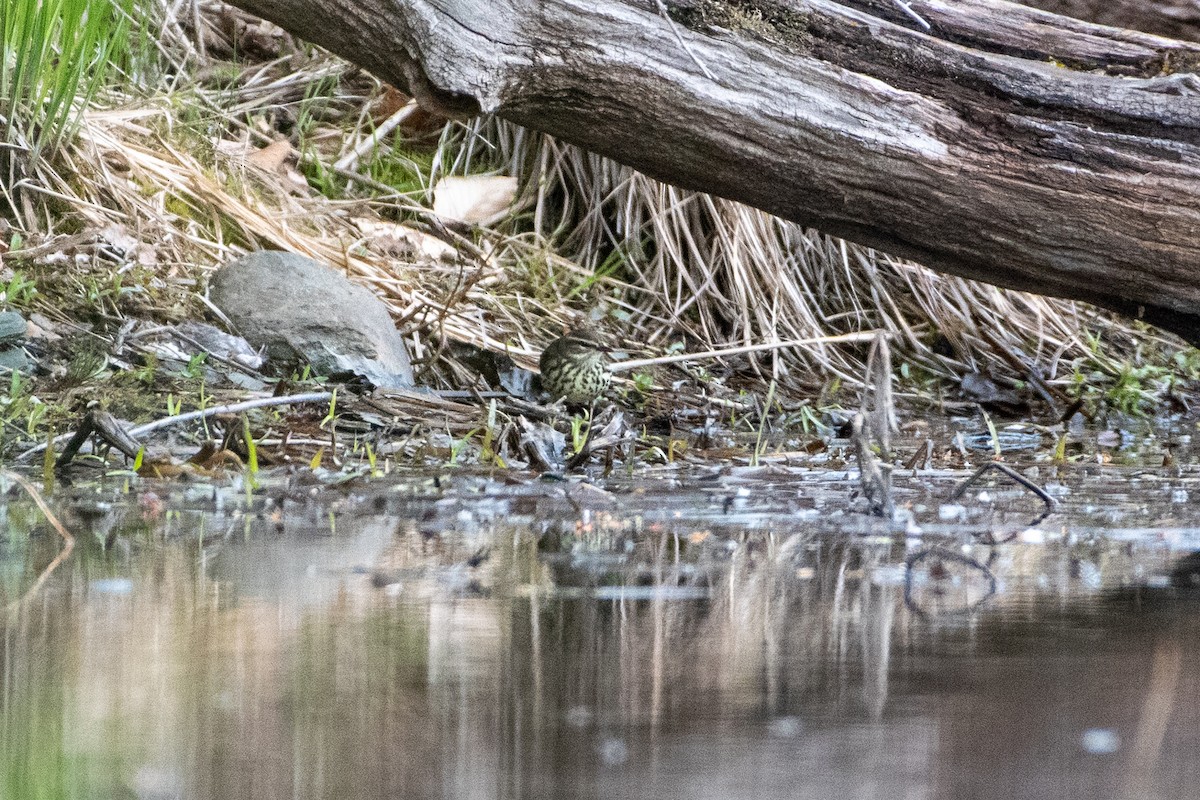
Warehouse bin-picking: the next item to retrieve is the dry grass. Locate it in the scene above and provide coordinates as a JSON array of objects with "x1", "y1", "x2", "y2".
[{"x1": 2, "y1": 0, "x2": 1185, "y2": 412}]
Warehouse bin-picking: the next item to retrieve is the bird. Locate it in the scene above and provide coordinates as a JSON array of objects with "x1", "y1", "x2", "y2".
[{"x1": 538, "y1": 328, "x2": 609, "y2": 406}]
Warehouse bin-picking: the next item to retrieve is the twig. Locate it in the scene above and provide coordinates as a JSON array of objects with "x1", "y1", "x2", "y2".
[
  {"x1": 125, "y1": 391, "x2": 334, "y2": 439},
  {"x1": 892, "y1": 0, "x2": 931, "y2": 30},
  {"x1": 334, "y1": 100, "x2": 420, "y2": 173},
  {"x1": 57, "y1": 408, "x2": 143, "y2": 468},
  {"x1": 950, "y1": 461, "x2": 1059, "y2": 526},
  {"x1": 2, "y1": 470, "x2": 75, "y2": 614},
  {"x1": 609, "y1": 331, "x2": 883, "y2": 373},
  {"x1": 654, "y1": 0, "x2": 716, "y2": 80},
  {"x1": 851, "y1": 412, "x2": 893, "y2": 518},
  {"x1": 14, "y1": 391, "x2": 334, "y2": 464},
  {"x1": 863, "y1": 330, "x2": 896, "y2": 458}
]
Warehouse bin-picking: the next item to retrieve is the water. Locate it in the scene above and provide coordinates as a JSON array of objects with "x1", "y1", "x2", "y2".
[{"x1": 2, "y1": 463, "x2": 1200, "y2": 799}]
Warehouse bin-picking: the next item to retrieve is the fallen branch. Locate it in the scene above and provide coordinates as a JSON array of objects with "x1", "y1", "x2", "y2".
[
  {"x1": 609, "y1": 332, "x2": 883, "y2": 373},
  {"x1": 14, "y1": 391, "x2": 335, "y2": 464}
]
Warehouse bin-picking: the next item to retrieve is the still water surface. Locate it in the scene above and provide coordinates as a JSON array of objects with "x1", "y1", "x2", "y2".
[{"x1": 2, "y1": 464, "x2": 1200, "y2": 799}]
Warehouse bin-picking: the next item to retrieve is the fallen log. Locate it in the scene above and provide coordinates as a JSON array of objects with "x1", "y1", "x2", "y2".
[{"x1": 224, "y1": 0, "x2": 1200, "y2": 343}]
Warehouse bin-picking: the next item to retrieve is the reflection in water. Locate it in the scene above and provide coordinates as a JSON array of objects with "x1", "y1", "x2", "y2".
[{"x1": 0, "y1": 480, "x2": 1198, "y2": 799}]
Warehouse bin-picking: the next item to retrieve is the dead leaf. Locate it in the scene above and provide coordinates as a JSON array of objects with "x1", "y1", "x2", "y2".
[
  {"x1": 98, "y1": 223, "x2": 139, "y2": 257},
  {"x1": 247, "y1": 139, "x2": 294, "y2": 173},
  {"x1": 133, "y1": 244, "x2": 158, "y2": 266},
  {"x1": 432, "y1": 175, "x2": 518, "y2": 225},
  {"x1": 353, "y1": 218, "x2": 457, "y2": 261},
  {"x1": 373, "y1": 85, "x2": 412, "y2": 121}
]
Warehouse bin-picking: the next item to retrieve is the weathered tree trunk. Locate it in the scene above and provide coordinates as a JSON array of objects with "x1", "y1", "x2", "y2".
[{"x1": 225, "y1": 0, "x2": 1200, "y2": 343}]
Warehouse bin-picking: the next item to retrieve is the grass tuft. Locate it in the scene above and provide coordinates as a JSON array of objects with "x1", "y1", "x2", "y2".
[{"x1": 1, "y1": 0, "x2": 138, "y2": 222}]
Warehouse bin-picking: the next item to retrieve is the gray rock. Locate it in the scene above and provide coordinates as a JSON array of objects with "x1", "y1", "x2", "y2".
[
  {"x1": 0, "y1": 312, "x2": 29, "y2": 373},
  {"x1": 0, "y1": 311, "x2": 26, "y2": 344},
  {"x1": 208, "y1": 251, "x2": 414, "y2": 388},
  {"x1": 0, "y1": 346, "x2": 29, "y2": 373}
]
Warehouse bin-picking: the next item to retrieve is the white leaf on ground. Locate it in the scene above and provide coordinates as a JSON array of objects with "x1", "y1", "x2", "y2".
[
  {"x1": 354, "y1": 219, "x2": 457, "y2": 261},
  {"x1": 432, "y1": 175, "x2": 518, "y2": 225}
]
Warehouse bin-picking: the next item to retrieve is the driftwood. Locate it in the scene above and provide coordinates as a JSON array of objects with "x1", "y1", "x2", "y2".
[{"x1": 226, "y1": 0, "x2": 1200, "y2": 343}]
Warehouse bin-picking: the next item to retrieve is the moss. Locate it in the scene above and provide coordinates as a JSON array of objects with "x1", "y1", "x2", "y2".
[
  {"x1": 667, "y1": 0, "x2": 811, "y2": 50},
  {"x1": 1160, "y1": 48, "x2": 1200, "y2": 76}
]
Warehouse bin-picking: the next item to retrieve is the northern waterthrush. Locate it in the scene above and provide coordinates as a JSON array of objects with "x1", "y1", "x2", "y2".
[{"x1": 538, "y1": 329, "x2": 609, "y2": 406}]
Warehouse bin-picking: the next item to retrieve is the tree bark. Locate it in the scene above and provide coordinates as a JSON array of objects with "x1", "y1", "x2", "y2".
[{"x1": 225, "y1": 0, "x2": 1200, "y2": 343}]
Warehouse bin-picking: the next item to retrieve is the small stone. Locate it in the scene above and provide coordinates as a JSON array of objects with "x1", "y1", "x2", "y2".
[
  {"x1": 0, "y1": 346, "x2": 30, "y2": 373},
  {"x1": 0, "y1": 311, "x2": 27, "y2": 344},
  {"x1": 208, "y1": 251, "x2": 414, "y2": 388}
]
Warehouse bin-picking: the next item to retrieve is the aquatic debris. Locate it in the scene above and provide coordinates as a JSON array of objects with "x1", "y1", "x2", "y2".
[
  {"x1": 517, "y1": 415, "x2": 567, "y2": 473},
  {"x1": 564, "y1": 411, "x2": 629, "y2": 472},
  {"x1": 138, "y1": 320, "x2": 264, "y2": 373},
  {"x1": 1, "y1": 470, "x2": 74, "y2": 615},
  {"x1": 960, "y1": 428, "x2": 1043, "y2": 452},
  {"x1": 851, "y1": 413, "x2": 892, "y2": 518},
  {"x1": 1080, "y1": 729, "x2": 1121, "y2": 755},
  {"x1": 18, "y1": 391, "x2": 333, "y2": 467},
  {"x1": 904, "y1": 546, "x2": 997, "y2": 618},
  {"x1": 49, "y1": 407, "x2": 247, "y2": 478},
  {"x1": 950, "y1": 461, "x2": 1059, "y2": 530},
  {"x1": 89, "y1": 578, "x2": 134, "y2": 596},
  {"x1": 56, "y1": 407, "x2": 143, "y2": 467}
]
